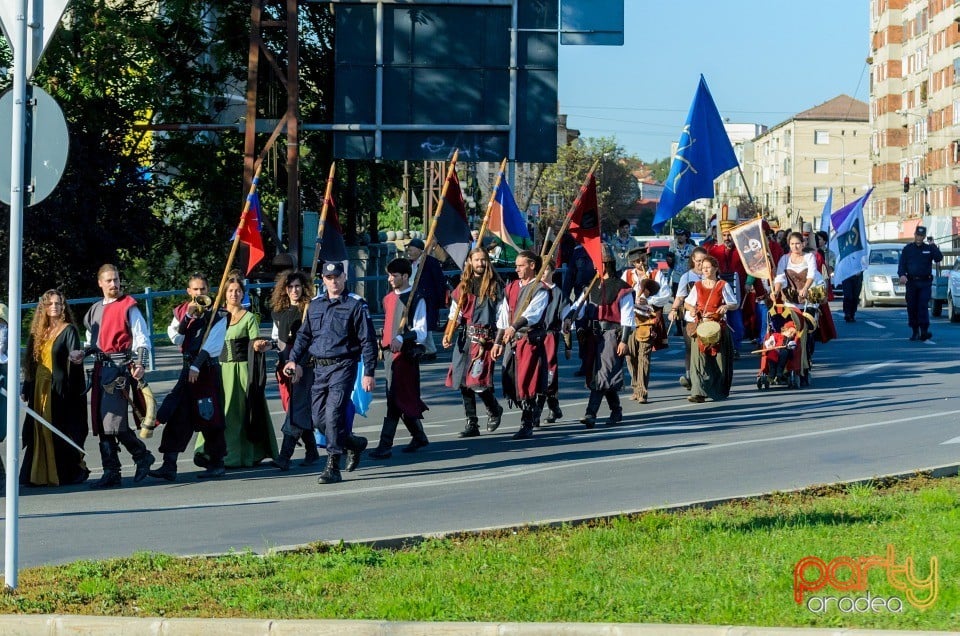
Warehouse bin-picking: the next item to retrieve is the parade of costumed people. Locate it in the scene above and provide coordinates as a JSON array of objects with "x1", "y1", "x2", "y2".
[{"x1": 19, "y1": 291, "x2": 89, "y2": 487}]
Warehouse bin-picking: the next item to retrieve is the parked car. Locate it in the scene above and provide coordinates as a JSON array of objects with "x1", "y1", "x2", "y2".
[
  {"x1": 946, "y1": 257, "x2": 960, "y2": 322},
  {"x1": 861, "y1": 243, "x2": 906, "y2": 307}
]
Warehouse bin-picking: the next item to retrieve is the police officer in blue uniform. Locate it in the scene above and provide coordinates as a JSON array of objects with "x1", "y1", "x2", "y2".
[
  {"x1": 897, "y1": 226, "x2": 942, "y2": 341},
  {"x1": 283, "y1": 262, "x2": 377, "y2": 484}
]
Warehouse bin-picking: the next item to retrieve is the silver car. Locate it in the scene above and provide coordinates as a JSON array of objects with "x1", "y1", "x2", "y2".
[
  {"x1": 947, "y1": 258, "x2": 960, "y2": 322},
  {"x1": 861, "y1": 243, "x2": 906, "y2": 307}
]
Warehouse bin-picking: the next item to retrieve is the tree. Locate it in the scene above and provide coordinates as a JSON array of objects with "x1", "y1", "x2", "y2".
[{"x1": 531, "y1": 137, "x2": 639, "y2": 240}]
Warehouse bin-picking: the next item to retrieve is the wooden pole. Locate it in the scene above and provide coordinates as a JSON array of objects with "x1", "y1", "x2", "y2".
[
  {"x1": 309, "y1": 161, "x2": 337, "y2": 281},
  {"x1": 475, "y1": 158, "x2": 508, "y2": 242},
  {"x1": 399, "y1": 149, "x2": 460, "y2": 332}
]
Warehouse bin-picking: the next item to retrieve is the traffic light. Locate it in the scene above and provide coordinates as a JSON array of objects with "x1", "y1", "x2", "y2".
[{"x1": 903, "y1": 177, "x2": 910, "y2": 193}]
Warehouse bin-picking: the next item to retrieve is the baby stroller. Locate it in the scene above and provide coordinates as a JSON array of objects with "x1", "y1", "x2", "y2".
[{"x1": 757, "y1": 303, "x2": 815, "y2": 389}]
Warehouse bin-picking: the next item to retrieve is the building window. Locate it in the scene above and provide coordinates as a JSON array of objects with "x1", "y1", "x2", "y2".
[
  {"x1": 814, "y1": 160, "x2": 829, "y2": 174},
  {"x1": 814, "y1": 188, "x2": 831, "y2": 203},
  {"x1": 814, "y1": 130, "x2": 830, "y2": 145}
]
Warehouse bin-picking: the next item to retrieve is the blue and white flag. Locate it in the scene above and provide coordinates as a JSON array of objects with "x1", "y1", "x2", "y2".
[
  {"x1": 828, "y1": 189, "x2": 872, "y2": 285},
  {"x1": 819, "y1": 188, "x2": 833, "y2": 234},
  {"x1": 653, "y1": 75, "x2": 739, "y2": 233}
]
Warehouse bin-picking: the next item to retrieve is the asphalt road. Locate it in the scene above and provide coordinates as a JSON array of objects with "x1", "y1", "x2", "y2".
[{"x1": 3, "y1": 302, "x2": 959, "y2": 568}]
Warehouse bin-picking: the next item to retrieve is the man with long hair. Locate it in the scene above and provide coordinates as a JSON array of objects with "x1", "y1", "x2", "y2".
[
  {"x1": 70, "y1": 265, "x2": 155, "y2": 488},
  {"x1": 442, "y1": 247, "x2": 505, "y2": 438}
]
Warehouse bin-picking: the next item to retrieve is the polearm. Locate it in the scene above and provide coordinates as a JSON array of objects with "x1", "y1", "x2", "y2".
[
  {"x1": 309, "y1": 161, "x2": 337, "y2": 281},
  {"x1": 399, "y1": 149, "x2": 460, "y2": 332},
  {"x1": 475, "y1": 158, "x2": 508, "y2": 242},
  {"x1": 0, "y1": 388, "x2": 85, "y2": 455},
  {"x1": 514, "y1": 159, "x2": 601, "y2": 322},
  {"x1": 201, "y1": 115, "x2": 289, "y2": 346}
]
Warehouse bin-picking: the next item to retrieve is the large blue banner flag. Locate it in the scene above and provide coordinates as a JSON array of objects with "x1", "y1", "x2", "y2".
[
  {"x1": 487, "y1": 175, "x2": 530, "y2": 252},
  {"x1": 828, "y1": 188, "x2": 873, "y2": 285},
  {"x1": 653, "y1": 75, "x2": 739, "y2": 233}
]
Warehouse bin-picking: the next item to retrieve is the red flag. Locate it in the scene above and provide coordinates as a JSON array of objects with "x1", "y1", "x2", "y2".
[
  {"x1": 237, "y1": 191, "x2": 265, "y2": 275},
  {"x1": 568, "y1": 173, "x2": 602, "y2": 272}
]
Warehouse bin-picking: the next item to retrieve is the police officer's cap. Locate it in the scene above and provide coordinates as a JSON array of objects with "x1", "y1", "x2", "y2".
[
  {"x1": 407, "y1": 238, "x2": 426, "y2": 251},
  {"x1": 321, "y1": 261, "x2": 344, "y2": 277},
  {"x1": 915, "y1": 225, "x2": 927, "y2": 236}
]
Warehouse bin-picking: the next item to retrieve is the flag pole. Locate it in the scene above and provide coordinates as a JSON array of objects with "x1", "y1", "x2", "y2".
[
  {"x1": 736, "y1": 164, "x2": 754, "y2": 203},
  {"x1": 515, "y1": 159, "x2": 600, "y2": 321},
  {"x1": 475, "y1": 158, "x2": 508, "y2": 242},
  {"x1": 400, "y1": 149, "x2": 460, "y2": 332},
  {"x1": 309, "y1": 161, "x2": 338, "y2": 281}
]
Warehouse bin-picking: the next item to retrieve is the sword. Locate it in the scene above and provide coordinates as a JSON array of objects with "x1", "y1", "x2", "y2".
[{"x1": 1, "y1": 387, "x2": 87, "y2": 455}]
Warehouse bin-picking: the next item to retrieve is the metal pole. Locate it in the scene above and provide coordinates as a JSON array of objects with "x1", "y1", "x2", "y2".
[{"x1": 5, "y1": 0, "x2": 29, "y2": 590}]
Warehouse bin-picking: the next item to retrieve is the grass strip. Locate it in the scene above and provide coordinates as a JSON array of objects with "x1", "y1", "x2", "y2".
[{"x1": 2, "y1": 473, "x2": 958, "y2": 629}]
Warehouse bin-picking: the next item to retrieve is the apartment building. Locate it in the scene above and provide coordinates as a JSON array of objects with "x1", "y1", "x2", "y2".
[
  {"x1": 870, "y1": 0, "x2": 960, "y2": 243},
  {"x1": 714, "y1": 97, "x2": 870, "y2": 232}
]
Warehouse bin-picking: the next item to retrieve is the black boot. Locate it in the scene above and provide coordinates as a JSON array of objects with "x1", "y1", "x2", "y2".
[
  {"x1": 300, "y1": 430, "x2": 321, "y2": 466},
  {"x1": 370, "y1": 417, "x2": 399, "y2": 459},
  {"x1": 90, "y1": 440, "x2": 122, "y2": 489},
  {"x1": 402, "y1": 420, "x2": 429, "y2": 453},
  {"x1": 483, "y1": 395, "x2": 504, "y2": 432},
  {"x1": 116, "y1": 429, "x2": 154, "y2": 483},
  {"x1": 920, "y1": 328, "x2": 932, "y2": 341},
  {"x1": 580, "y1": 391, "x2": 603, "y2": 429},
  {"x1": 318, "y1": 454, "x2": 343, "y2": 484},
  {"x1": 545, "y1": 395, "x2": 563, "y2": 423},
  {"x1": 346, "y1": 435, "x2": 368, "y2": 472},
  {"x1": 458, "y1": 418, "x2": 480, "y2": 438},
  {"x1": 512, "y1": 411, "x2": 534, "y2": 440},
  {"x1": 197, "y1": 460, "x2": 226, "y2": 479},
  {"x1": 271, "y1": 433, "x2": 299, "y2": 471},
  {"x1": 148, "y1": 452, "x2": 179, "y2": 482},
  {"x1": 605, "y1": 391, "x2": 623, "y2": 426}
]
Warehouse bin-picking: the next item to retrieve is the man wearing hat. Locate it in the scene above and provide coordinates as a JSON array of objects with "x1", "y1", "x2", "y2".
[
  {"x1": 621, "y1": 247, "x2": 672, "y2": 403},
  {"x1": 283, "y1": 261, "x2": 377, "y2": 484},
  {"x1": 405, "y1": 238, "x2": 446, "y2": 360},
  {"x1": 898, "y1": 226, "x2": 942, "y2": 341}
]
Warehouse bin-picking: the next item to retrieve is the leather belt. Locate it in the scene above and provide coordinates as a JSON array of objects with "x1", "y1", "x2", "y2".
[
  {"x1": 312, "y1": 356, "x2": 344, "y2": 367},
  {"x1": 906, "y1": 275, "x2": 933, "y2": 281},
  {"x1": 597, "y1": 320, "x2": 621, "y2": 331}
]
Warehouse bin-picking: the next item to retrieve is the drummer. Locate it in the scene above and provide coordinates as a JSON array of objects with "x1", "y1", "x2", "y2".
[{"x1": 683, "y1": 256, "x2": 737, "y2": 403}]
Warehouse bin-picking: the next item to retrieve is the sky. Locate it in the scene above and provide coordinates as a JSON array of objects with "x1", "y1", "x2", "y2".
[{"x1": 557, "y1": 1, "x2": 871, "y2": 162}]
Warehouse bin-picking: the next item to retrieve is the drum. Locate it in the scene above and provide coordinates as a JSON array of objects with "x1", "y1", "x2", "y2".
[{"x1": 695, "y1": 321, "x2": 721, "y2": 346}]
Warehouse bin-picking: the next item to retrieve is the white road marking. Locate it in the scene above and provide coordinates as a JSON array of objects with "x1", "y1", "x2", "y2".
[
  {"x1": 865, "y1": 321, "x2": 885, "y2": 329},
  {"x1": 843, "y1": 362, "x2": 892, "y2": 377},
  {"x1": 941, "y1": 436, "x2": 960, "y2": 445}
]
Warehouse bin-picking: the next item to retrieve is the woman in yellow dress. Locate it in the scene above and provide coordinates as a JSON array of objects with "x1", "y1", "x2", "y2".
[{"x1": 21, "y1": 290, "x2": 89, "y2": 486}]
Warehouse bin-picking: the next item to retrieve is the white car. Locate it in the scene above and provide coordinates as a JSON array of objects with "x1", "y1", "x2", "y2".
[
  {"x1": 861, "y1": 243, "x2": 906, "y2": 307},
  {"x1": 947, "y1": 258, "x2": 960, "y2": 322}
]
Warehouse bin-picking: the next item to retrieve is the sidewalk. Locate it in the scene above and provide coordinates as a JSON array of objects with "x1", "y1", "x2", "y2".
[{"x1": 0, "y1": 616, "x2": 954, "y2": 635}]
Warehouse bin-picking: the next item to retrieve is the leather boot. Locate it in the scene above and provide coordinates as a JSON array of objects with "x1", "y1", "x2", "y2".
[
  {"x1": 402, "y1": 420, "x2": 429, "y2": 452},
  {"x1": 317, "y1": 454, "x2": 343, "y2": 484},
  {"x1": 148, "y1": 452, "x2": 179, "y2": 482},
  {"x1": 346, "y1": 435, "x2": 368, "y2": 472},
  {"x1": 197, "y1": 460, "x2": 226, "y2": 479},
  {"x1": 512, "y1": 411, "x2": 534, "y2": 440},
  {"x1": 271, "y1": 433, "x2": 299, "y2": 471},
  {"x1": 580, "y1": 391, "x2": 603, "y2": 429},
  {"x1": 458, "y1": 418, "x2": 480, "y2": 438},
  {"x1": 370, "y1": 417, "x2": 399, "y2": 459},
  {"x1": 545, "y1": 395, "x2": 562, "y2": 423},
  {"x1": 300, "y1": 430, "x2": 321, "y2": 466},
  {"x1": 482, "y1": 393, "x2": 504, "y2": 432},
  {"x1": 116, "y1": 428, "x2": 154, "y2": 482},
  {"x1": 90, "y1": 440, "x2": 122, "y2": 489}
]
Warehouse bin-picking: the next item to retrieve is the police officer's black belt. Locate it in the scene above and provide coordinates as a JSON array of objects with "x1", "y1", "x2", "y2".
[
  {"x1": 906, "y1": 275, "x2": 933, "y2": 281},
  {"x1": 312, "y1": 357, "x2": 343, "y2": 366}
]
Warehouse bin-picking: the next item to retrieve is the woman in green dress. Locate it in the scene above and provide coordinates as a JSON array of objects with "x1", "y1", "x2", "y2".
[{"x1": 198, "y1": 274, "x2": 277, "y2": 467}]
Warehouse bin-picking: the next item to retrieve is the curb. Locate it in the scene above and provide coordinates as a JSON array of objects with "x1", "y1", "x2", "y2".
[{"x1": 0, "y1": 616, "x2": 955, "y2": 635}]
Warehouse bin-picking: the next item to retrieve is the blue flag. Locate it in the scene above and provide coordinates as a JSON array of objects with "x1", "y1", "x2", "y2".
[
  {"x1": 819, "y1": 188, "x2": 833, "y2": 234},
  {"x1": 828, "y1": 188, "x2": 872, "y2": 285},
  {"x1": 653, "y1": 76, "x2": 738, "y2": 233},
  {"x1": 486, "y1": 175, "x2": 530, "y2": 252}
]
